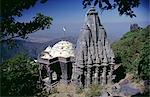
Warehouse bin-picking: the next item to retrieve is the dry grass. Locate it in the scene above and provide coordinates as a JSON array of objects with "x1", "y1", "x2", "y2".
[
  {"x1": 48, "y1": 74, "x2": 146, "y2": 97},
  {"x1": 56, "y1": 83, "x2": 75, "y2": 93},
  {"x1": 48, "y1": 83, "x2": 86, "y2": 97},
  {"x1": 48, "y1": 83, "x2": 102, "y2": 97}
]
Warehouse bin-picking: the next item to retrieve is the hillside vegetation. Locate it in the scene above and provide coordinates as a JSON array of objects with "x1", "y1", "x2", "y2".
[
  {"x1": 112, "y1": 25, "x2": 150, "y2": 80},
  {"x1": 1, "y1": 54, "x2": 40, "y2": 96}
]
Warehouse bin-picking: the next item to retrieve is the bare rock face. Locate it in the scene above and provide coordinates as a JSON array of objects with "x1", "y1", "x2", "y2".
[
  {"x1": 130, "y1": 23, "x2": 141, "y2": 31},
  {"x1": 75, "y1": 6, "x2": 115, "y2": 66}
]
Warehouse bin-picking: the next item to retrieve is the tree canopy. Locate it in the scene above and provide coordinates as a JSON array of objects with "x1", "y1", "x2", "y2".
[
  {"x1": 1, "y1": 53, "x2": 39, "y2": 96},
  {"x1": 112, "y1": 26, "x2": 150, "y2": 80},
  {"x1": 82, "y1": 0, "x2": 140, "y2": 18},
  {"x1": 0, "y1": 0, "x2": 52, "y2": 44}
]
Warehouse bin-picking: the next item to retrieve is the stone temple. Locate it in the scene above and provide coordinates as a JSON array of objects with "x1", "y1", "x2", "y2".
[
  {"x1": 37, "y1": 6, "x2": 116, "y2": 90},
  {"x1": 37, "y1": 40, "x2": 75, "y2": 90},
  {"x1": 73, "y1": 6, "x2": 115, "y2": 87}
]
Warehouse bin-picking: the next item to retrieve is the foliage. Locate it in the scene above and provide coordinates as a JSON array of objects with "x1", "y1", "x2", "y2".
[
  {"x1": 112, "y1": 26, "x2": 150, "y2": 80},
  {"x1": 0, "y1": 0, "x2": 52, "y2": 44},
  {"x1": 1, "y1": 53, "x2": 40, "y2": 96},
  {"x1": 82, "y1": 0, "x2": 140, "y2": 18},
  {"x1": 113, "y1": 65, "x2": 126, "y2": 83}
]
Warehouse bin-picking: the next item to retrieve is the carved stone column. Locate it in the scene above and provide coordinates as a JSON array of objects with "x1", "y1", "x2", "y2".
[
  {"x1": 108, "y1": 65, "x2": 113, "y2": 84},
  {"x1": 94, "y1": 66, "x2": 99, "y2": 84},
  {"x1": 87, "y1": 66, "x2": 91, "y2": 87},
  {"x1": 91, "y1": 67, "x2": 94, "y2": 83},
  {"x1": 93, "y1": 64, "x2": 99, "y2": 84},
  {"x1": 79, "y1": 67, "x2": 83, "y2": 87},
  {"x1": 79, "y1": 75, "x2": 82, "y2": 87},
  {"x1": 72, "y1": 64, "x2": 77, "y2": 82},
  {"x1": 102, "y1": 66, "x2": 107, "y2": 85},
  {"x1": 99, "y1": 67, "x2": 102, "y2": 84},
  {"x1": 84, "y1": 70, "x2": 87, "y2": 87},
  {"x1": 46, "y1": 65, "x2": 51, "y2": 84},
  {"x1": 75, "y1": 67, "x2": 81, "y2": 86},
  {"x1": 75, "y1": 66, "x2": 84, "y2": 87}
]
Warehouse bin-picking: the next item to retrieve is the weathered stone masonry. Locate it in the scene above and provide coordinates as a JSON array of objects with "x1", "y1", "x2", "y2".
[{"x1": 73, "y1": 6, "x2": 115, "y2": 87}]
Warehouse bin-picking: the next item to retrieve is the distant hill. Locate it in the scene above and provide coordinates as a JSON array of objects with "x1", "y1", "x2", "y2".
[
  {"x1": 0, "y1": 36, "x2": 77, "y2": 63},
  {"x1": 112, "y1": 25, "x2": 150, "y2": 80}
]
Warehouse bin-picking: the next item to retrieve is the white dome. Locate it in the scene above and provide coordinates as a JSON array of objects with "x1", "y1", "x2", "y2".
[
  {"x1": 50, "y1": 40, "x2": 75, "y2": 58},
  {"x1": 44, "y1": 46, "x2": 51, "y2": 54},
  {"x1": 40, "y1": 41, "x2": 75, "y2": 59}
]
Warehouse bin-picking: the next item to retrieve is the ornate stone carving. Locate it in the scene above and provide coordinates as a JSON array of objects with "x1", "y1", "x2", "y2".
[{"x1": 74, "y1": 6, "x2": 115, "y2": 87}]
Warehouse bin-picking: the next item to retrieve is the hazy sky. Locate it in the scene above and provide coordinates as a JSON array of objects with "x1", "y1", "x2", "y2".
[{"x1": 16, "y1": 0, "x2": 150, "y2": 43}]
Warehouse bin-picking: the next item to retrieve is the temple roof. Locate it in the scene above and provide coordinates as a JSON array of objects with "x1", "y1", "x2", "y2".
[
  {"x1": 40, "y1": 41, "x2": 75, "y2": 60},
  {"x1": 50, "y1": 40, "x2": 75, "y2": 58}
]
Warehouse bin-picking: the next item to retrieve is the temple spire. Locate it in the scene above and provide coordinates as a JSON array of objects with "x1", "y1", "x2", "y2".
[{"x1": 74, "y1": 7, "x2": 115, "y2": 86}]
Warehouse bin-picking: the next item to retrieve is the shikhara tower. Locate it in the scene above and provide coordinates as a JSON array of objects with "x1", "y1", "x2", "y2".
[{"x1": 73, "y1": 6, "x2": 115, "y2": 87}]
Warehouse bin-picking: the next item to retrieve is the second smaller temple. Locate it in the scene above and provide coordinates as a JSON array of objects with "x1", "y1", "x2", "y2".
[{"x1": 37, "y1": 41, "x2": 75, "y2": 90}]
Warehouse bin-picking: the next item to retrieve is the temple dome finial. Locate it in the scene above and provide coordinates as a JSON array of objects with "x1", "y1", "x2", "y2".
[{"x1": 87, "y1": 6, "x2": 98, "y2": 15}]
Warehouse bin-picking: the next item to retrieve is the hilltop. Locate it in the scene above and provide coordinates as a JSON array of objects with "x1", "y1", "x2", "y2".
[
  {"x1": 111, "y1": 25, "x2": 150, "y2": 96},
  {"x1": 112, "y1": 25, "x2": 150, "y2": 80}
]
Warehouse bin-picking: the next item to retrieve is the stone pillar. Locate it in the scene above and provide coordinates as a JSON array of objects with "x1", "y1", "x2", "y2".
[
  {"x1": 72, "y1": 66, "x2": 83, "y2": 87},
  {"x1": 75, "y1": 67, "x2": 80, "y2": 85},
  {"x1": 84, "y1": 70, "x2": 87, "y2": 87},
  {"x1": 87, "y1": 66, "x2": 91, "y2": 87},
  {"x1": 94, "y1": 66, "x2": 99, "y2": 84},
  {"x1": 102, "y1": 66, "x2": 107, "y2": 85},
  {"x1": 46, "y1": 65, "x2": 51, "y2": 84},
  {"x1": 92, "y1": 67, "x2": 95, "y2": 83},
  {"x1": 72, "y1": 65, "x2": 80, "y2": 85},
  {"x1": 108, "y1": 65, "x2": 113, "y2": 84},
  {"x1": 79, "y1": 68, "x2": 83, "y2": 87},
  {"x1": 79, "y1": 75, "x2": 82, "y2": 87},
  {"x1": 99, "y1": 67, "x2": 102, "y2": 84}
]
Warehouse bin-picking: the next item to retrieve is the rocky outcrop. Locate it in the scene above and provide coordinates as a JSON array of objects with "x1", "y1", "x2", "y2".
[{"x1": 130, "y1": 23, "x2": 141, "y2": 31}]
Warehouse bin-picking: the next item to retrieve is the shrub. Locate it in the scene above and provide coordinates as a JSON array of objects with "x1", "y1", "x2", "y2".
[{"x1": 1, "y1": 53, "x2": 39, "y2": 96}]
